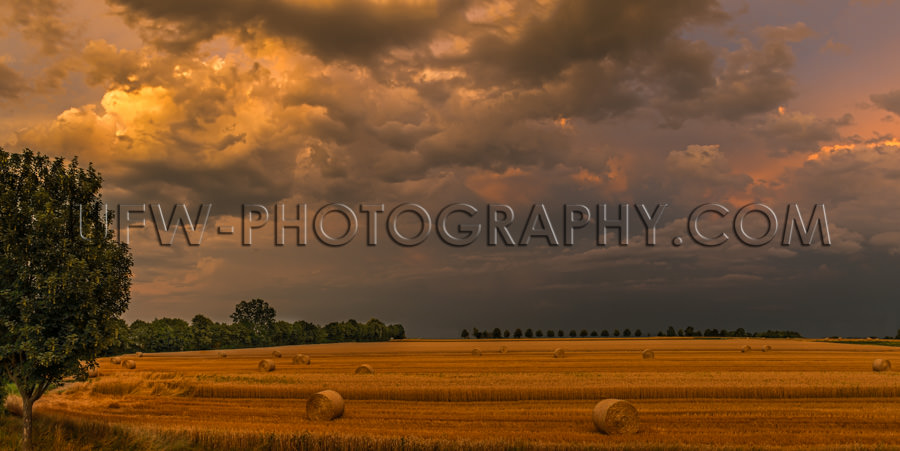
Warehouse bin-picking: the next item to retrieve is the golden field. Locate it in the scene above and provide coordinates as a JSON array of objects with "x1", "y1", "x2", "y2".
[{"x1": 10, "y1": 338, "x2": 900, "y2": 450}]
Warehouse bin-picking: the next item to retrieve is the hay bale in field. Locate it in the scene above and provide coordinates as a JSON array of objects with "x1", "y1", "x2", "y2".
[
  {"x1": 307, "y1": 390, "x2": 344, "y2": 421},
  {"x1": 258, "y1": 359, "x2": 276, "y2": 372},
  {"x1": 472, "y1": 348, "x2": 482, "y2": 356},
  {"x1": 873, "y1": 359, "x2": 892, "y2": 372},
  {"x1": 271, "y1": 350, "x2": 283, "y2": 358},
  {"x1": 355, "y1": 364, "x2": 374, "y2": 374},
  {"x1": 553, "y1": 348, "x2": 565, "y2": 358},
  {"x1": 593, "y1": 399, "x2": 639, "y2": 434},
  {"x1": 499, "y1": 346, "x2": 508, "y2": 354},
  {"x1": 110, "y1": 356, "x2": 122, "y2": 364},
  {"x1": 218, "y1": 351, "x2": 227, "y2": 358},
  {"x1": 293, "y1": 354, "x2": 311, "y2": 365},
  {"x1": 122, "y1": 360, "x2": 136, "y2": 370},
  {"x1": 641, "y1": 349, "x2": 655, "y2": 359},
  {"x1": 740, "y1": 345, "x2": 751, "y2": 353},
  {"x1": 135, "y1": 352, "x2": 143, "y2": 358},
  {"x1": 762, "y1": 345, "x2": 772, "y2": 352}
]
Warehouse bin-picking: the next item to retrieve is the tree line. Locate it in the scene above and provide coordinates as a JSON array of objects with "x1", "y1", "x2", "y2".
[
  {"x1": 103, "y1": 299, "x2": 406, "y2": 355},
  {"x1": 461, "y1": 326, "x2": 805, "y2": 339}
]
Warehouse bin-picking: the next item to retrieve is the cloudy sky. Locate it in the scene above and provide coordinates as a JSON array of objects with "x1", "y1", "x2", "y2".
[{"x1": 2, "y1": 0, "x2": 899, "y2": 338}]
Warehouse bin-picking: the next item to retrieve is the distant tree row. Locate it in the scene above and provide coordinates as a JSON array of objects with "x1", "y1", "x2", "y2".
[
  {"x1": 103, "y1": 299, "x2": 405, "y2": 355},
  {"x1": 460, "y1": 326, "x2": 804, "y2": 339}
]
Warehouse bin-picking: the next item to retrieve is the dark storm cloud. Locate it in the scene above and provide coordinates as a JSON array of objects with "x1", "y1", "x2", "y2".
[
  {"x1": 107, "y1": 0, "x2": 470, "y2": 61},
  {"x1": 870, "y1": 89, "x2": 900, "y2": 117},
  {"x1": 82, "y1": 40, "x2": 143, "y2": 87},
  {"x1": 651, "y1": 23, "x2": 814, "y2": 126},
  {"x1": 2, "y1": 0, "x2": 73, "y2": 55},
  {"x1": 63, "y1": 0, "x2": 820, "y2": 205},
  {"x1": 0, "y1": 63, "x2": 28, "y2": 99},
  {"x1": 454, "y1": 0, "x2": 726, "y2": 86},
  {"x1": 754, "y1": 111, "x2": 853, "y2": 154}
]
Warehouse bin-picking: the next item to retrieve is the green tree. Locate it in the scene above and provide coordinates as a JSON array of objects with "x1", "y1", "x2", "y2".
[
  {"x1": 557, "y1": 330, "x2": 564, "y2": 338},
  {"x1": 580, "y1": 329, "x2": 588, "y2": 337},
  {"x1": 667, "y1": 326, "x2": 677, "y2": 337},
  {"x1": 513, "y1": 328, "x2": 522, "y2": 338},
  {"x1": 524, "y1": 328, "x2": 533, "y2": 338},
  {"x1": 294, "y1": 320, "x2": 322, "y2": 344},
  {"x1": 271, "y1": 321, "x2": 296, "y2": 344},
  {"x1": 635, "y1": 329, "x2": 642, "y2": 337},
  {"x1": 461, "y1": 329, "x2": 470, "y2": 339},
  {"x1": 613, "y1": 329, "x2": 621, "y2": 337},
  {"x1": 387, "y1": 323, "x2": 405, "y2": 339},
  {"x1": 191, "y1": 315, "x2": 216, "y2": 350},
  {"x1": 623, "y1": 329, "x2": 632, "y2": 337},
  {"x1": 503, "y1": 329, "x2": 510, "y2": 338},
  {"x1": 492, "y1": 328, "x2": 502, "y2": 339},
  {"x1": 569, "y1": 330, "x2": 577, "y2": 337},
  {"x1": 590, "y1": 330, "x2": 598, "y2": 337},
  {"x1": 601, "y1": 330, "x2": 609, "y2": 337},
  {"x1": 231, "y1": 298, "x2": 276, "y2": 343},
  {"x1": 547, "y1": 330, "x2": 555, "y2": 338},
  {"x1": 535, "y1": 329, "x2": 543, "y2": 337},
  {"x1": 0, "y1": 149, "x2": 133, "y2": 450}
]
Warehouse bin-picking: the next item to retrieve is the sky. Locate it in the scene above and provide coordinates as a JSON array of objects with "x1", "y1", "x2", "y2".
[{"x1": 1, "y1": 0, "x2": 899, "y2": 338}]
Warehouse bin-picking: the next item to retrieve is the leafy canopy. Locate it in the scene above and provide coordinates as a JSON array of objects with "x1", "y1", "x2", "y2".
[{"x1": 0, "y1": 148, "x2": 132, "y2": 397}]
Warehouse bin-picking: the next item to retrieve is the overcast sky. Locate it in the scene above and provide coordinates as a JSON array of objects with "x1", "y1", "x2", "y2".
[{"x1": 2, "y1": 0, "x2": 899, "y2": 338}]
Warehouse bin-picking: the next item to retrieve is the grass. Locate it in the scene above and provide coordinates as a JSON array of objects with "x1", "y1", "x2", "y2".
[{"x1": 0, "y1": 413, "x2": 197, "y2": 451}]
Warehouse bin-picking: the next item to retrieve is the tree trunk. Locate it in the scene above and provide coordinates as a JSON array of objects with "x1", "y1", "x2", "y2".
[{"x1": 21, "y1": 396, "x2": 33, "y2": 451}]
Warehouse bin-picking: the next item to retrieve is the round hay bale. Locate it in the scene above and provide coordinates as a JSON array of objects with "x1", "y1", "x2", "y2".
[
  {"x1": 472, "y1": 348, "x2": 482, "y2": 356},
  {"x1": 553, "y1": 348, "x2": 566, "y2": 358},
  {"x1": 307, "y1": 390, "x2": 345, "y2": 421},
  {"x1": 593, "y1": 399, "x2": 639, "y2": 434},
  {"x1": 499, "y1": 346, "x2": 508, "y2": 354},
  {"x1": 258, "y1": 359, "x2": 276, "y2": 372},
  {"x1": 740, "y1": 345, "x2": 751, "y2": 353},
  {"x1": 218, "y1": 351, "x2": 227, "y2": 358},
  {"x1": 293, "y1": 354, "x2": 311, "y2": 365},
  {"x1": 271, "y1": 350, "x2": 283, "y2": 358},
  {"x1": 762, "y1": 345, "x2": 772, "y2": 352},
  {"x1": 135, "y1": 352, "x2": 143, "y2": 358},
  {"x1": 641, "y1": 349, "x2": 655, "y2": 359},
  {"x1": 355, "y1": 364, "x2": 374, "y2": 374},
  {"x1": 122, "y1": 360, "x2": 136, "y2": 370},
  {"x1": 110, "y1": 356, "x2": 122, "y2": 364},
  {"x1": 873, "y1": 359, "x2": 892, "y2": 372}
]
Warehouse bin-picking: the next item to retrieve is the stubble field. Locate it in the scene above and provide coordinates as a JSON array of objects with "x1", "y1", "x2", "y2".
[{"x1": 10, "y1": 338, "x2": 900, "y2": 450}]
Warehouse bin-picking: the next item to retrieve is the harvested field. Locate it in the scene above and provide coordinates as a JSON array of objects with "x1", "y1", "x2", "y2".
[{"x1": 21, "y1": 338, "x2": 900, "y2": 450}]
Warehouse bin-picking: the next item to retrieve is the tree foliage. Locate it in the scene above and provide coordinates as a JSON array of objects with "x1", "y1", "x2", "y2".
[
  {"x1": 0, "y1": 149, "x2": 133, "y2": 450},
  {"x1": 230, "y1": 298, "x2": 276, "y2": 337},
  {"x1": 459, "y1": 325, "x2": 805, "y2": 339},
  {"x1": 101, "y1": 302, "x2": 405, "y2": 355}
]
